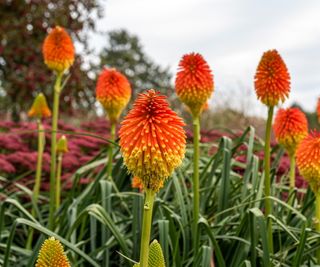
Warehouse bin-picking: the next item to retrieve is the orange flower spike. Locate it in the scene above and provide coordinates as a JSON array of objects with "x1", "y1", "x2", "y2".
[
  {"x1": 273, "y1": 108, "x2": 308, "y2": 155},
  {"x1": 119, "y1": 89, "x2": 186, "y2": 192},
  {"x1": 28, "y1": 93, "x2": 52, "y2": 119},
  {"x1": 296, "y1": 131, "x2": 320, "y2": 192},
  {"x1": 175, "y1": 53, "x2": 214, "y2": 116},
  {"x1": 254, "y1": 49, "x2": 290, "y2": 106},
  {"x1": 317, "y1": 97, "x2": 320, "y2": 123},
  {"x1": 36, "y1": 237, "x2": 70, "y2": 267},
  {"x1": 42, "y1": 26, "x2": 75, "y2": 73},
  {"x1": 96, "y1": 68, "x2": 132, "y2": 123}
]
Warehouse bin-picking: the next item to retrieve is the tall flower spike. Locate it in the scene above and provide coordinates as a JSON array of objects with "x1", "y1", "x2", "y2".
[
  {"x1": 36, "y1": 237, "x2": 70, "y2": 267},
  {"x1": 254, "y1": 49, "x2": 290, "y2": 106},
  {"x1": 42, "y1": 26, "x2": 75, "y2": 73},
  {"x1": 175, "y1": 53, "x2": 214, "y2": 116},
  {"x1": 119, "y1": 89, "x2": 186, "y2": 192},
  {"x1": 296, "y1": 131, "x2": 320, "y2": 192},
  {"x1": 317, "y1": 97, "x2": 320, "y2": 123},
  {"x1": 28, "y1": 93, "x2": 52, "y2": 118},
  {"x1": 273, "y1": 108, "x2": 308, "y2": 155},
  {"x1": 96, "y1": 68, "x2": 132, "y2": 123}
]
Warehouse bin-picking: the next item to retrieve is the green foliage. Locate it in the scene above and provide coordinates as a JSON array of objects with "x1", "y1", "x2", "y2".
[
  {"x1": 0, "y1": 0, "x2": 103, "y2": 121},
  {"x1": 0, "y1": 126, "x2": 317, "y2": 266},
  {"x1": 99, "y1": 29, "x2": 173, "y2": 99}
]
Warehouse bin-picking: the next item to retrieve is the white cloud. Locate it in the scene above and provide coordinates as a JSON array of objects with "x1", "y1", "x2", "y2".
[{"x1": 91, "y1": 0, "x2": 320, "y2": 114}]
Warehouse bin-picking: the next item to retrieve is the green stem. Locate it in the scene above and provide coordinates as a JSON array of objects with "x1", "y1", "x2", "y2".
[
  {"x1": 103, "y1": 121, "x2": 116, "y2": 264},
  {"x1": 192, "y1": 115, "x2": 200, "y2": 251},
  {"x1": 26, "y1": 120, "x2": 45, "y2": 249},
  {"x1": 104, "y1": 121, "x2": 131, "y2": 214},
  {"x1": 55, "y1": 153, "x2": 63, "y2": 209},
  {"x1": 48, "y1": 72, "x2": 63, "y2": 230},
  {"x1": 289, "y1": 153, "x2": 296, "y2": 189},
  {"x1": 264, "y1": 106, "x2": 274, "y2": 255},
  {"x1": 316, "y1": 193, "x2": 320, "y2": 264},
  {"x1": 139, "y1": 189, "x2": 155, "y2": 267},
  {"x1": 106, "y1": 122, "x2": 116, "y2": 180},
  {"x1": 288, "y1": 153, "x2": 296, "y2": 207}
]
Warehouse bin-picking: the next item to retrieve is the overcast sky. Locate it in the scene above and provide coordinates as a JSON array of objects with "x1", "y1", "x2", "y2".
[{"x1": 91, "y1": 0, "x2": 320, "y2": 116}]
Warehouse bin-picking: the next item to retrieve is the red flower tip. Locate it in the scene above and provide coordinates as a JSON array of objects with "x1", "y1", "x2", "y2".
[
  {"x1": 119, "y1": 89, "x2": 186, "y2": 192},
  {"x1": 296, "y1": 131, "x2": 320, "y2": 192},
  {"x1": 96, "y1": 68, "x2": 131, "y2": 123},
  {"x1": 175, "y1": 53, "x2": 214, "y2": 116},
  {"x1": 42, "y1": 26, "x2": 75, "y2": 73},
  {"x1": 273, "y1": 108, "x2": 308, "y2": 155},
  {"x1": 254, "y1": 49, "x2": 290, "y2": 106}
]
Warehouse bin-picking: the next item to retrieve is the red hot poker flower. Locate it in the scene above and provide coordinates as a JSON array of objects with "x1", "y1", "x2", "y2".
[
  {"x1": 254, "y1": 49, "x2": 290, "y2": 106},
  {"x1": 36, "y1": 237, "x2": 70, "y2": 267},
  {"x1": 96, "y1": 68, "x2": 132, "y2": 123},
  {"x1": 273, "y1": 108, "x2": 308, "y2": 155},
  {"x1": 42, "y1": 26, "x2": 75, "y2": 73},
  {"x1": 175, "y1": 53, "x2": 214, "y2": 116},
  {"x1": 28, "y1": 93, "x2": 52, "y2": 119},
  {"x1": 119, "y1": 89, "x2": 186, "y2": 192},
  {"x1": 296, "y1": 131, "x2": 320, "y2": 192}
]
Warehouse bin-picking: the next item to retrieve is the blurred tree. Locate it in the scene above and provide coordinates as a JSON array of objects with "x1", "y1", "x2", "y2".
[
  {"x1": 98, "y1": 29, "x2": 173, "y2": 100},
  {"x1": 0, "y1": 0, "x2": 103, "y2": 121}
]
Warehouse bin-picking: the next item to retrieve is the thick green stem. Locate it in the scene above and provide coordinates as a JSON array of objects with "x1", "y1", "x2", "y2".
[
  {"x1": 55, "y1": 153, "x2": 63, "y2": 209},
  {"x1": 107, "y1": 122, "x2": 116, "y2": 180},
  {"x1": 316, "y1": 193, "x2": 320, "y2": 264},
  {"x1": 264, "y1": 106, "x2": 274, "y2": 255},
  {"x1": 287, "y1": 153, "x2": 296, "y2": 207},
  {"x1": 139, "y1": 189, "x2": 155, "y2": 267},
  {"x1": 289, "y1": 153, "x2": 296, "y2": 189},
  {"x1": 26, "y1": 120, "x2": 45, "y2": 249},
  {"x1": 48, "y1": 72, "x2": 63, "y2": 230},
  {"x1": 192, "y1": 115, "x2": 200, "y2": 249},
  {"x1": 103, "y1": 121, "x2": 115, "y2": 264}
]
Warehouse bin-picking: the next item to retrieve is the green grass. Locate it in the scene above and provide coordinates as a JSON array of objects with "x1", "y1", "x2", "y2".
[{"x1": 0, "y1": 126, "x2": 318, "y2": 266}]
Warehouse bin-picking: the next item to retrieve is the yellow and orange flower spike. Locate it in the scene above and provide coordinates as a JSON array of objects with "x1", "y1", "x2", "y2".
[
  {"x1": 42, "y1": 26, "x2": 75, "y2": 73},
  {"x1": 35, "y1": 236, "x2": 70, "y2": 267},
  {"x1": 28, "y1": 93, "x2": 52, "y2": 119},
  {"x1": 317, "y1": 97, "x2": 320, "y2": 123},
  {"x1": 96, "y1": 68, "x2": 132, "y2": 124},
  {"x1": 254, "y1": 49, "x2": 290, "y2": 106},
  {"x1": 296, "y1": 131, "x2": 320, "y2": 192},
  {"x1": 175, "y1": 53, "x2": 214, "y2": 116},
  {"x1": 119, "y1": 89, "x2": 186, "y2": 192},
  {"x1": 273, "y1": 108, "x2": 308, "y2": 155}
]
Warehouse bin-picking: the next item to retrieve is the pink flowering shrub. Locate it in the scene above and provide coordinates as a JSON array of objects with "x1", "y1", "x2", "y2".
[
  {"x1": 1, "y1": 118, "x2": 303, "y2": 193},
  {"x1": 0, "y1": 118, "x2": 110, "y2": 190}
]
